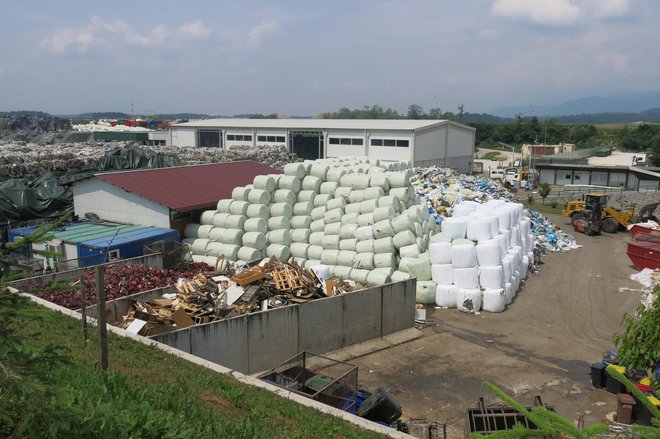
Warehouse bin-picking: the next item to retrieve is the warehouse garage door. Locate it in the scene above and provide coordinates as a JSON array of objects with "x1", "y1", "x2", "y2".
[
  {"x1": 556, "y1": 171, "x2": 573, "y2": 185},
  {"x1": 290, "y1": 131, "x2": 324, "y2": 160},
  {"x1": 539, "y1": 169, "x2": 555, "y2": 184},
  {"x1": 197, "y1": 129, "x2": 222, "y2": 148}
]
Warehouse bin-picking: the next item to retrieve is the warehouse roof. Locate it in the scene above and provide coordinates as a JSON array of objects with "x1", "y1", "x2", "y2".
[
  {"x1": 94, "y1": 161, "x2": 282, "y2": 211},
  {"x1": 10, "y1": 222, "x2": 174, "y2": 246},
  {"x1": 171, "y1": 118, "x2": 474, "y2": 132}
]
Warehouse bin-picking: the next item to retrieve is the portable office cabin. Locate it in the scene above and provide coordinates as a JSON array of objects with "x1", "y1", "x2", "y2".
[{"x1": 77, "y1": 227, "x2": 178, "y2": 266}]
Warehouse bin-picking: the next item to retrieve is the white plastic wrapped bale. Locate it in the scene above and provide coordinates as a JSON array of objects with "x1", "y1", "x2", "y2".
[
  {"x1": 242, "y1": 232, "x2": 267, "y2": 250},
  {"x1": 407, "y1": 257, "x2": 432, "y2": 281},
  {"x1": 345, "y1": 203, "x2": 361, "y2": 214},
  {"x1": 391, "y1": 214, "x2": 412, "y2": 234},
  {"x1": 391, "y1": 270, "x2": 412, "y2": 282},
  {"x1": 192, "y1": 255, "x2": 219, "y2": 266},
  {"x1": 246, "y1": 189, "x2": 271, "y2": 205},
  {"x1": 467, "y1": 218, "x2": 492, "y2": 242},
  {"x1": 482, "y1": 289, "x2": 506, "y2": 313},
  {"x1": 270, "y1": 203, "x2": 293, "y2": 218},
  {"x1": 388, "y1": 171, "x2": 410, "y2": 188},
  {"x1": 266, "y1": 244, "x2": 291, "y2": 260},
  {"x1": 324, "y1": 208, "x2": 344, "y2": 224},
  {"x1": 442, "y1": 217, "x2": 468, "y2": 240},
  {"x1": 293, "y1": 201, "x2": 314, "y2": 216},
  {"x1": 339, "y1": 224, "x2": 358, "y2": 240},
  {"x1": 272, "y1": 189, "x2": 296, "y2": 205},
  {"x1": 393, "y1": 230, "x2": 415, "y2": 249},
  {"x1": 372, "y1": 219, "x2": 394, "y2": 239},
  {"x1": 399, "y1": 243, "x2": 420, "y2": 258},
  {"x1": 310, "y1": 219, "x2": 325, "y2": 232},
  {"x1": 359, "y1": 199, "x2": 379, "y2": 214},
  {"x1": 313, "y1": 193, "x2": 333, "y2": 207},
  {"x1": 413, "y1": 223, "x2": 424, "y2": 238},
  {"x1": 362, "y1": 187, "x2": 385, "y2": 201},
  {"x1": 237, "y1": 247, "x2": 261, "y2": 262},
  {"x1": 453, "y1": 266, "x2": 479, "y2": 288},
  {"x1": 253, "y1": 175, "x2": 276, "y2": 192},
  {"x1": 334, "y1": 186, "x2": 352, "y2": 202},
  {"x1": 212, "y1": 213, "x2": 230, "y2": 227},
  {"x1": 184, "y1": 223, "x2": 212, "y2": 239},
  {"x1": 431, "y1": 264, "x2": 453, "y2": 285},
  {"x1": 309, "y1": 232, "x2": 324, "y2": 246},
  {"x1": 304, "y1": 259, "x2": 321, "y2": 269},
  {"x1": 374, "y1": 253, "x2": 397, "y2": 269},
  {"x1": 378, "y1": 195, "x2": 400, "y2": 210},
  {"x1": 457, "y1": 288, "x2": 482, "y2": 314},
  {"x1": 479, "y1": 265, "x2": 504, "y2": 289},
  {"x1": 476, "y1": 240, "x2": 502, "y2": 266},
  {"x1": 244, "y1": 218, "x2": 267, "y2": 234},
  {"x1": 219, "y1": 244, "x2": 240, "y2": 261},
  {"x1": 267, "y1": 216, "x2": 291, "y2": 231},
  {"x1": 416, "y1": 281, "x2": 437, "y2": 304},
  {"x1": 351, "y1": 174, "x2": 371, "y2": 190},
  {"x1": 451, "y1": 243, "x2": 477, "y2": 268},
  {"x1": 307, "y1": 244, "x2": 323, "y2": 260},
  {"x1": 200, "y1": 210, "x2": 217, "y2": 225},
  {"x1": 244, "y1": 204, "x2": 267, "y2": 219},
  {"x1": 339, "y1": 212, "x2": 357, "y2": 225},
  {"x1": 291, "y1": 229, "x2": 311, "y2": 243},
  {"x1": 216, "y1": 199, "x2": 232, "y2": 214},
  {"x1": 493, "y1": 234, "x2": 507, "y2": 256},
  {"x1": 326, "y1": 167, "x2": 347, "y2": 183},
  {"x1": 417, "y1": 237, "x2": 428, "y2": 253},
  {"x1": 339, "y1": 239, "x2": 357, "y2": 251},
  {"x1": 283, "y1": 162, "x2": 306, "y2": 179},
  {"x1": 319, "y1": 181, "x2": 338, "y2": 196},
  {"x1": 372, "y1": 206, "x2": 395, "y2": 223},
  {"x1": 231, "y1": 186, "x2": 252, "y2": 201},
  {"x1": 302, "y1": 175, "x2": 322, "y2": 192},
  {"x1": 429, "y1": 241, "x2": 452, "y2": 264},
  {"x1": 297, "y1": 190, "x2": 316, "y2": 202},
  {"x1": 322, "y1": 234, "x2": 340, "y2": 250},
  {"x1": 225, "y1": 215, "x2": 247, "y2": 230},
  {"x1": 430, "y1": 232, "x2": 452, "y2": 243},
  {"x1": 494, "y1": 208, "x2": 511, "y2": 232},
  {"x1": 228, "y1": 200, "x2": 248, "y2": 216},
  {"x1": 373, "y1": 237, "x2": 395, "y2": 254},
  {"x1": 510, "y1": 225, "x2": 520, "y2": 247},
  {"x1": 355, "y1": 239, "x2": 374, "y2": 253},
  {"x1": 502, "y1": 254, "x2": 515, "y2": 280},
  {"x1": 333, "y1": 265, "x2": 352, "y2": 279},
  {"x1": 519, "y1": 256, "x2": 529, "y2": 279},
  {"x1": 220, "y1": 229, "x2": 244, "y2": 246},
  {"x1": 290, "y1": 242, "x2": 310, "y2": 259},
  {"x1": 290, "y1": 215, "x2": 312, "y2": 229},
  {"x1": 320, "y1": 249, "x2": 340, "y2": 265},
  {"x1": 309, "y1": 164, "x2": 329, "y2": 181},
  {"x1": 348, "y1": 190, "x2": 364, "y2": 204},
  {"x1": 366, "y1": 270, "x2": 391, "y2": 285},
  {"x1": 504, "y1": 282, "x2": 513, "y2": 305},
  {"x1": 356, "y1": 225, "x2": 374, "y2": 241},
  {"x1": 324, "y1": 222, "x2": 341, "y2": 235},
  {"x1": 369, "y1": 174, "x2": 390, "y2": 191},
  {"x1": 389, "y1": 187, "x2": 411, "y2": 203},
  {"x1": 351, "y1": 268, "x2": 370, "y2": 284},
  {"x1": 208, "y1": 227, "x2": 224, "y2": 242},
  {"x1": 352, "y1": 252, "x2": 375, "y2": 270},
  {"x1": 356, "y1": 213, "x2": 374, "y2": 226},
  {"x1": 278, "y1": 175, "x2": 302, "y2": 193},
  {"x1": 436, "y1": 284, "x2": 458, "y2": 308},
  {"x1": 267, "y1": 229, "x2": 292, "y2": 246},
  {"x1": 326, "y1": 197, "x2": 346, "y2": 211},
  {"x1": 205, "y1": 242, "x2": 224, "y2": 257}
]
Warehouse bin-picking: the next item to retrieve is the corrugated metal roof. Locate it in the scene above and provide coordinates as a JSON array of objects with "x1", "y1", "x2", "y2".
[
  {"x1": 94, "y1": 161, "x2": 281, "y2": 211},
  {"x1": 171, "y1": 118, "x2": 462, "y2": 131},
  {"x1": 81, "y1": 227, "x2": 178, "y2": 248},
  {"x1": 9, "y1": 222, "x2": 148, "y2": 244}
]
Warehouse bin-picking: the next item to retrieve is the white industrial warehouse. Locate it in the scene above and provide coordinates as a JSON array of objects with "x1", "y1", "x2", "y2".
[{"x1": 168, "y1": 119, "x2": 476, "y2": 172}]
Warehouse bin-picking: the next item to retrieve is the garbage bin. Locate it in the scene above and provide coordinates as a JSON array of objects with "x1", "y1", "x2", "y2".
[
  {"x1": 590, "y1": 362, "x2": 607, "y2": 388},
  {"x1": 635, "y1": 394, "x2": 660, "y2": 426},
  {"x1": 356, "y1": 387, "x2": 402, "y2": 424},
  {"x1": 616, "y1": 393, "x2": 636, "y2": 424},
  {"x1": 605, "y1": 365, "x2": 627, "y2": 394}
]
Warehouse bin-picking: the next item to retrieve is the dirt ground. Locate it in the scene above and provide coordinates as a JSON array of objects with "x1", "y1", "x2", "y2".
[{"x1": 350, "y1": 213, "x2": 644, "y2": 438}]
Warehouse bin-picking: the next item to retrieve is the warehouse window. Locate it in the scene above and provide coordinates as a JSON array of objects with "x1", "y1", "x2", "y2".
[
  {"x1": 258, "y1": 135, "x2": 285, "y2": 143},
  {"x1": 197, "y1": 129, "x2": 221, "y2": 148},
  {"x1": 227, "y1": 134, "x2": 252, "y2": 141},
  {"x1": 330, "y1": 137, "x2": 363, "y2": 145},
  {"x1": 383, "y1": 139, "x2": 396, "y2": 147},
  {"x1": 371, "y1": 139, "x2": 383, "y2": 146},
  {"x1": 396, "y1": 140, "x2": 409, "y2": 147}
]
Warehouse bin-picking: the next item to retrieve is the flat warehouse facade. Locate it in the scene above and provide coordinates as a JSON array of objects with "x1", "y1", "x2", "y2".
[{"x1": 169, "y1": 119, "x2": 476, "y2": 173}]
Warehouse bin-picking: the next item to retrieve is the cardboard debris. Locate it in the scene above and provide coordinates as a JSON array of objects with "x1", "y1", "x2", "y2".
[{"x1": 117, "y1": 258, "x2": 363, "y2": 336}]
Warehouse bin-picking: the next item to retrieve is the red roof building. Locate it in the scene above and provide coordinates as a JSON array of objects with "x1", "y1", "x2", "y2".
[{"x1": 71, "y1": 161, "x2": 281, "y2": 237}]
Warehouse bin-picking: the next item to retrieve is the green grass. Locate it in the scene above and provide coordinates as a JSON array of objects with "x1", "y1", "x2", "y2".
[
  {"x1": 481, "y1": 151, "x2": 503, "y2": 160},
  {"x1": 521, "y1": 199, "x2": 565, "y2": 216},
  {"x1": 1, "y1": 295, "x2": 385, "y2": 439}
]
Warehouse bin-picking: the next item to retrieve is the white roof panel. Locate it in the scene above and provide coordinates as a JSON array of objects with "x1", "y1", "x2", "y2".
[{"x1": 171, "y1": 118, "x2": 457, "y2": 131}]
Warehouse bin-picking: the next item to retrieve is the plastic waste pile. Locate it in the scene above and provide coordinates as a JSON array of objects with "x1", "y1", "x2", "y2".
[
  {"x1": 411, "y1": 167, "x2": 578, "y2": 253},
  {"x1": 182, "y1": 157, "x2": 438, "y2": 288}
]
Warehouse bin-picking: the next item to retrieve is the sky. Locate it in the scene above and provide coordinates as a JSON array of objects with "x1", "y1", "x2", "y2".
[{"x1": 1, "y1": 0, "x2": 659, "y2": 116}]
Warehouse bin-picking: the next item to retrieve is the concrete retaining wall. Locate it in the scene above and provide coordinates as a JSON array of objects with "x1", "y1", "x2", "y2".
[{"x1": 146, "y1": 279, "x2": 416, "y2": 375}]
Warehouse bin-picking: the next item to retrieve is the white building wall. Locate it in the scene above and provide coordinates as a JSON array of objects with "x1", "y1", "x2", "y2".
[
  {"x1": 366, "y1": 129, "x2": 412, "y2": 163},
  {"x1": 170, "y1": 127, "x2": 196, "y2": 147},
  {"x1": 255, "y1": 129, "x2": 287, "y2": 146},
  {"x1": 72, "y1": 179, "x2": 171, "y2": 228},
  {"x1": 225, "y1": 128, "x2": 255, "y2": 149},
  {"x1": 539, "y1": 169, "x2": 556, "y2": 184},
  {"x1": 414, "y1": 127, "x2": 446, "y2": 163},
  {"x1": 326, "y1": 129, "x2": 367, "y2": 158},
  {"x1": 447, "y1": 124, "x2": 475, "y2": 158}
]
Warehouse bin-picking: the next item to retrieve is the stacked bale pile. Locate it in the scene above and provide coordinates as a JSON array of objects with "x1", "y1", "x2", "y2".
[
  {"x1": 182, "y1": 157, "x2": 441, "y2": 288},
  {"x1": 429, "y1": 199, "x2": 534, "y2": 313}
]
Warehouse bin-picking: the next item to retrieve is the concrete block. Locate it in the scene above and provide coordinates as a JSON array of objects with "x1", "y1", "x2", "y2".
[
  {"x1": 152, "y1": 328, "x2": 192, "y2": 354},
  {"x1": 189, "y1": 316, "x2": 249, "y2": 373},
  {"x1": 248, "y1": 306, "x2": 299, "y2": 374},
  {"x1": 381, "y1": 279, "x2": 416, "y2": 335},
  {"x1": 298, "y1": 296, "x2": 343, "y2": 354},
  {"x1": 342, "y1": 286, "x2": 382, "y2": 346}
]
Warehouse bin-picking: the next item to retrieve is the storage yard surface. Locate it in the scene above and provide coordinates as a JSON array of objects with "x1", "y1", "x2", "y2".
[{"x1": 349, "y1": 213, "x2": 642, "y2": 437}]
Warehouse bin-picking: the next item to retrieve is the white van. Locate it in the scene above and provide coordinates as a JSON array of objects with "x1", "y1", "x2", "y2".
[{"x1": 489, "y1": 169, "x2": 505, "y2": 180}]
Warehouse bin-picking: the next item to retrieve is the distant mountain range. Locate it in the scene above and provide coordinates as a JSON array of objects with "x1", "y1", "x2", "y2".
[{"x1": 493, "y1": 90, "x2": 660, "y2": 117}]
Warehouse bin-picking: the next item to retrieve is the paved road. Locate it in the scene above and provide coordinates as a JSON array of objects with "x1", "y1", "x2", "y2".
[{"x1": 350, "y1": 213, "x2": 642, "y2": 437}]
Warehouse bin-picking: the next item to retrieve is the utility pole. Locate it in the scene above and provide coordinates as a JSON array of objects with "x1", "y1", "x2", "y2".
[{"x1": 95, "y1": 265, "x2": 108, "y2": 371}]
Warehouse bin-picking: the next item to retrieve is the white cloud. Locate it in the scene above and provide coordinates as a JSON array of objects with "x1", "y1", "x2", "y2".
[
  {"x1": 39, "y1": 17, "x2": 211, "y2": 53},
  {"x1": 491, "y1": 0, "x2": 581, "y2": 25},
  {"x1": 588, "y1": 0, "x2": 631, "y2": 18},
  {"x1": 176, "y1": 20, "x2": 211, "y2": 39},
  {"x1": 247, "y1": 20, "x2": 279, "y2": 48}
]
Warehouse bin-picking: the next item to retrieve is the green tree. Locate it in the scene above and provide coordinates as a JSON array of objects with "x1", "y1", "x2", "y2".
[
  {"x1": 407, "y1": 104, "x2": 425, "y2": 120},
  {"x1": 538, "y1": 183, "x2": 552, "y2": 205}
]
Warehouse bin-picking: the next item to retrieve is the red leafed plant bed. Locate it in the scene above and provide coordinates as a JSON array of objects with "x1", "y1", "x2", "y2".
[{"x1": 24, "y1": 262, "x2": 213, "y2": 310}]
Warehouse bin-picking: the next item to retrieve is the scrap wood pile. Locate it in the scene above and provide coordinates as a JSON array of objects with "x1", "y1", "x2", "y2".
[{"x1": 118, "y1": 258, "x2": 363, "y2": 336}]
